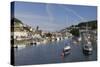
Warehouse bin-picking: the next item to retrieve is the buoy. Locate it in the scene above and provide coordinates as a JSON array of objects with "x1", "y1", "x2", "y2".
[{"x1": 61, "y1": 53, "x2": 64, "y2": 56}]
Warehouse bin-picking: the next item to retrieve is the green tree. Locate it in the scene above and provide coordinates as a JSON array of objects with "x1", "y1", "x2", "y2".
[{"x1": 70, "y1": 28, "x2": 79, "y2": 36}]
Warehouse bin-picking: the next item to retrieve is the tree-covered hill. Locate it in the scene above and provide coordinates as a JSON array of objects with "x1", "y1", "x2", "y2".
[
  {"x1": 77, "y1": 20, "x2": 97, "y2": 29},
  {"x1": 60, "y1": 20, "x2": 97, "y2": 36},
  {"x1": 11, "y1": 18, "x2": 23, "y2": 27},
  {"x1": 70, "y1": 20, "x2": 97, "y2": 36}
]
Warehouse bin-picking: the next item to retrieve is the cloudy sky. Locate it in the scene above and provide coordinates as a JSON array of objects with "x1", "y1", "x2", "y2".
[{"x1": 13, "y1": 1, "x2": 97, "y2": 32}]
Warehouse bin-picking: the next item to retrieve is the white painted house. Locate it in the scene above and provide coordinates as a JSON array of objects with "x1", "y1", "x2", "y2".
[{"x1": 13, "y1": 31, "x2": 29, "y2": 40}]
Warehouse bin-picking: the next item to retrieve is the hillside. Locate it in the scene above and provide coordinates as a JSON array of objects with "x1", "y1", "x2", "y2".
[
  {"x1": 77, "y1": 20, "x2": 97, "y2": 29},
  {"x1": 11, "y1": 18, "x2": 30, "y2": 32},
  {"x1": 12, "y1": 18, "x2": 23, "y2": 27},
  {"x1": 60, "y1": 20, "x2": 97, "y2": 36}
]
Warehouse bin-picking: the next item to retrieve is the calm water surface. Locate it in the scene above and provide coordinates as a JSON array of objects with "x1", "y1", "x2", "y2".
[{"x1": 14, "y1": 38, "x2": 97, "y2": 65}]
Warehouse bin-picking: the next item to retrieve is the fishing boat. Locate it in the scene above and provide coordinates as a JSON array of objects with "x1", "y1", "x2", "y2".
[
  {"x1": 62, "y1": 45, "x2": 71, "y2": 56},
  {"x1": 80, "y1": 23, "x2": 93, "y2": 55},
  {"x1": 83, "y1": 41, "x2": 93, "y2": 55}
]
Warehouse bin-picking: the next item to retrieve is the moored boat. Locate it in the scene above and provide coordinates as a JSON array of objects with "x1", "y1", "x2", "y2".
[
  {"x1": 83, "y1": 41, "x2": 93, "y2": 55},
  {"x1": 62, "y1": 45, "x2": 71, "y2": 56}
]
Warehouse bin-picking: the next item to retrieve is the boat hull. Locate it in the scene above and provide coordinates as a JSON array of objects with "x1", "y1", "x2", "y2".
[
  {"x1": 83, "y1": 49, "x2": 92, "y2": 55},
  {"x1": 63, "y1": 51, "x2": 71, "y2": 55}
]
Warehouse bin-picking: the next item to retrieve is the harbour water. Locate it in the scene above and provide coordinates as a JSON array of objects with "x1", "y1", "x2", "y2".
[{"x1": 14, "y1": 38, "x2": 97, "y2": 66}]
